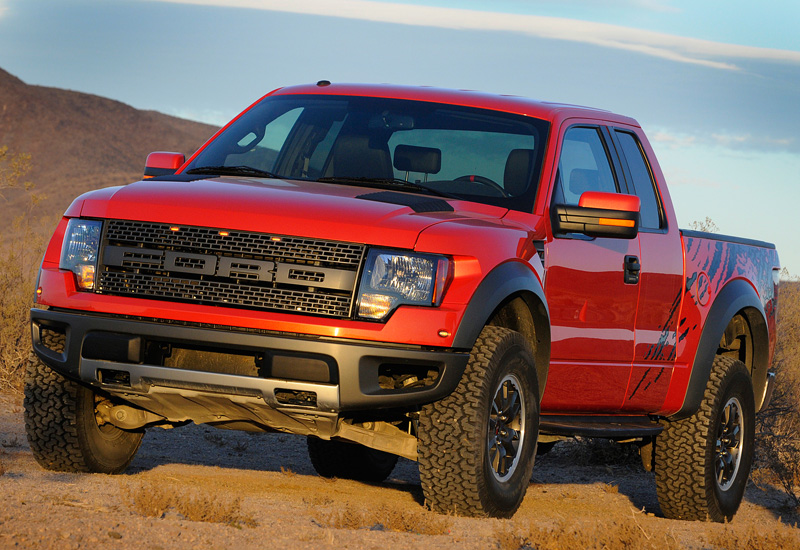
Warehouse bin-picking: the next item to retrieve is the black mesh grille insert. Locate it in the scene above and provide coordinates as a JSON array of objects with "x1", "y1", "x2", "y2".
[{"x1": 97, "y1": 220, "x2": 364, "y2": 318}]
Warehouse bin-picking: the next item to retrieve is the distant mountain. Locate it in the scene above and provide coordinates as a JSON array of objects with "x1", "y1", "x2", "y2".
[{"x1": 0, "y1": 68, "x2": 218, "y2": 238}]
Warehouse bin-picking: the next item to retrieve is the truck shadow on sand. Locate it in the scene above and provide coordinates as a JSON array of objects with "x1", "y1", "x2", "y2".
[
  {"x1": 126, "y1": 422, "x2": 427, "y2": 505},
  {"x1": 124, "y1": 424, "x2": 798, "y2": 525}
]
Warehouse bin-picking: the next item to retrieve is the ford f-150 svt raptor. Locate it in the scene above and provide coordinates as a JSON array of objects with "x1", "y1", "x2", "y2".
[{"x1": 25, "y1": 82, "x2": 779, "y2": 521}]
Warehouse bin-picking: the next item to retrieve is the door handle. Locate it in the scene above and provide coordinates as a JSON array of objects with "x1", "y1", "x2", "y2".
[{"x1": 624, "y1": 255, "x2": 640, "y2": 284}]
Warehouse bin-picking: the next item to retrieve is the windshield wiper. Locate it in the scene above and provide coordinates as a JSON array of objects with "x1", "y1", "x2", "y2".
[
  {"x1": 316, "y1": 176, "x2": 459, "y2": 199},
  {"x1": 185, "y1": 165, "x2": 280, "y2": 178}
]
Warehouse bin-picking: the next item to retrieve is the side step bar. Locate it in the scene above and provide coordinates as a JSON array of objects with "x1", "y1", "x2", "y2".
[{"x1": 540, "y1": 415, "x2": 662, "y2": 439}]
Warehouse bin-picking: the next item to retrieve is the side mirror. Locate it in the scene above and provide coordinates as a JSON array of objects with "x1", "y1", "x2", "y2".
[
  {"x1": 143, "y1": 152, "x2": 185, "y2": 179},
  {"x1": 552, "y1": 191, "x2": 640, "y2": 239}
]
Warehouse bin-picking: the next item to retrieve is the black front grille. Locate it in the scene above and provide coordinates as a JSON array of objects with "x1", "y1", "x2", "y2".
[
  {"x1": 104, "y1": 220, "x2": 364, "y2": 267},
  {"x1": 96, "y1": 220, "x2": 365, "y2": 318}
]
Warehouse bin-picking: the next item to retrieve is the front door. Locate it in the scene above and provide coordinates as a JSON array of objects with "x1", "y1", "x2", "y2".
[{"x1": 542, "y1": 125, "x2": 640, "y2": 413}]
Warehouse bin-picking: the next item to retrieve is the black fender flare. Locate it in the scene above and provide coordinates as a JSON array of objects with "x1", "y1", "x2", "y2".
[
  {"x1": 451, "y1": 261, "x2": 550, "y2": 397},
  {"x1": 672, "y1": 278, "x2": 769, "y2": 419}
]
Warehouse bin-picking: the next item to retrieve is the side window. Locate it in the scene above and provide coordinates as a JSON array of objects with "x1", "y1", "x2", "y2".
[
  {"x1": 615, "y1": 131, "x2": 663, "y2": 230},
  {"x1": 557, "y1": 127, "x2": 618, "y2": 205}
]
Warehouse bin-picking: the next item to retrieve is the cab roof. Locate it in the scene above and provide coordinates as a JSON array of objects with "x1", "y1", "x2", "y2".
[{"x1": 269, "y1": 82, "x2": 640, "y2": 127}]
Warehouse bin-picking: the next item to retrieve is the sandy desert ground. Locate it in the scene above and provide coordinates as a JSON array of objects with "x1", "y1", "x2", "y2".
[{"x1": 0, "y1": 393, "x2": 798, "y2": 550}]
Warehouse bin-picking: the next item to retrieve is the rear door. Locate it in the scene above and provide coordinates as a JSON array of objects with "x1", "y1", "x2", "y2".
[{"x1": 609, "y1": 128, "x2": 683, "y2": 413}]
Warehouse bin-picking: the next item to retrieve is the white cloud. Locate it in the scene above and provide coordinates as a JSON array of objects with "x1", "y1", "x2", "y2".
[
  {"x1": 154, "y1": 0, "x2": 800, "y2": 70},
  {"x1": 661, "y1": 170, "x2": 722, "y2": 189},
  {"x1": 650, "y1": 130, "x2": 697, "y2": 149},
  {"x1": 711, "y1": 133, "x2": 750, "y2": 148},
  {"x1": 650, "y1": 128, "x2": 796, "y2": 152}
]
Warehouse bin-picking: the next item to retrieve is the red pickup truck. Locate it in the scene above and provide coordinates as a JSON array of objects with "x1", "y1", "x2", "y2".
[{"x1": 25, "y1": 82, "x2": 779, "y2": 521}]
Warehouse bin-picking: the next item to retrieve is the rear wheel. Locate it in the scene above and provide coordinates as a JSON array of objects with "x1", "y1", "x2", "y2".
[
  {"x1": 307, "y1": 437, "x2": 398, "y2": 482},
  {"x1": 24, "y1": 353, "x2": 144, "y2": 474},
  {"x1": 417, "y1": 326, "x2": 540, "y2": 518},
  {"x1": 655, "y1": 355, "x2": 755, "y2": 522}
]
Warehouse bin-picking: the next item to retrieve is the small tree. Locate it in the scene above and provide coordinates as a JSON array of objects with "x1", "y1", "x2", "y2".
[
  {"x1": 754, "y1": 279, "x2": 800, "y2": 508},
  {"x1": 688, "y1": 216, "x2": 719, "y2": 233},
  {"x1": 0, "y1": 146, "x2": 46, "y2": 393}
]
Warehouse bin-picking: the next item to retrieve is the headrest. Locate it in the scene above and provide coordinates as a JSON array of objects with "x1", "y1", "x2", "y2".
[
  {"x1": 504, "y1": 149, "x2": 535, "y2": 196},
  {"x1": 393, "y1": 144, "x2": 442, "y2": 174},
  {"x1": 568, "y1": 169, "x2": 599, "y2": 197}
]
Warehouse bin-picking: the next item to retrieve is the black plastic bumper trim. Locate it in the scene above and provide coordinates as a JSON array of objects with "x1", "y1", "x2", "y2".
[{"x1": 30, "y1": 308, "x2": 469, "y2": 412}]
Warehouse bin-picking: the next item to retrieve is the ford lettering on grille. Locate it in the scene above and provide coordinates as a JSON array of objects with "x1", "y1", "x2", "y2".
[
  {"x1": 103, "y1": 246, "x2": 355, "y2": 291},
  {"x1": 96, "y1": 220, "x2": 365, "y2": 318}
]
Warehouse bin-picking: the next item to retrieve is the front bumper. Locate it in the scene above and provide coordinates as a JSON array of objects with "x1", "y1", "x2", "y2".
[{"x1": 30, "y1": 307, "x2": 469, "y2": 416}]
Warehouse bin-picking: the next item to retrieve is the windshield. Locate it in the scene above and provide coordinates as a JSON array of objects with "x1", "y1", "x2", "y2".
[{"x1": 185, "y1": 95, "x2": 549, "y2": 211}]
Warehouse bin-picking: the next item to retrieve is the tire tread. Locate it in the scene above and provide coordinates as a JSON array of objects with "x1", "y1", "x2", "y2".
[{"x1": 655, "y1": 355, "x2": 753, "y2": 521}]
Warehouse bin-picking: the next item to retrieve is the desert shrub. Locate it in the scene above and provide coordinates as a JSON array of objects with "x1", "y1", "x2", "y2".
[
  {"x1": 314, "y1": 504, "x2": 450, "y2": 535},
  {"x1": 121, "y1": 481, "x2": 257, "y2": 528},
  {"x1": 494, "y1": 517, "x2": 681, "y2": 550},
  {"x1": 706, "y1": 522, "x2": 800, "y2": 550},
  {"x1": 688, "y1": 216, "x2": 720, "y2": 233},
  {"x1": 0, "y1": 146, "x2": 46, "y2": 394},
  {"x1": 754, "y1": 279, "x2": 800, "y2": 508}
]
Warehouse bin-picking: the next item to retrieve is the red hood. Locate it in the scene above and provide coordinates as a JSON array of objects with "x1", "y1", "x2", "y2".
[{"x1": 75, "y1": 177, "x2": 507, "y2": 249}]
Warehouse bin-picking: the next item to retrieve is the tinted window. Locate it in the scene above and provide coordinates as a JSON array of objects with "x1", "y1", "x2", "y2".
[
  {"x1": 615, "y1": 131, "x2": 663, "y2": 229},
  {"x1": 555, "y1": 127, "x2": 618, "y2": 205},
  {"x1": 186, "y1": 95, "x2": 550, "y2": 212}
]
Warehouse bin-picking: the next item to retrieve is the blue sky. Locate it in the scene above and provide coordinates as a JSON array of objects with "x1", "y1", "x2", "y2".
[{"x1": 1, "y1": 0, "x2": 798, "y2": 273}]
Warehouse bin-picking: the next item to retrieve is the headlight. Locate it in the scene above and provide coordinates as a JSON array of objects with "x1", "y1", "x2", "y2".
[
  {"x1": 357, "y1": 249, "x2": 450, "y2": 320},
  {"x1": 59, "y1": 219, "x2": 102, "y2": 291}
]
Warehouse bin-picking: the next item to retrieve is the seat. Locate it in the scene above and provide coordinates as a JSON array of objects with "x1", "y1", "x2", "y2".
[
  {"x1": 329, "y1": 134, "x2": 393, "y2": 179},
  {"x1": 503, "y1": 149, "x2": 535, "y2": 196}
]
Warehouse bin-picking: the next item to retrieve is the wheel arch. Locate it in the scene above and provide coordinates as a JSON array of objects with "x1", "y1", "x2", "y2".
[
  {"x1": 451, "y1": 261, "x2": 550, "y2": 400},
  {"x1": 672, "y1": 278, "x2": 770, "y2": 419}
]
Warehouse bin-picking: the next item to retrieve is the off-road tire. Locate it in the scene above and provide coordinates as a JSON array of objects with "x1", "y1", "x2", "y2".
[
  {"x1": 417, "y1": 326, "x2": 540, "y2": 518},
  {"x1": 307, "y1": 437, "x2": 398, "y2": 482},
  {"x1": 24, "y1": 351, "x2": 144, "y2": 474},
  {"x1": 655, "y1": 355, "x2": 755, "y2": 522}
]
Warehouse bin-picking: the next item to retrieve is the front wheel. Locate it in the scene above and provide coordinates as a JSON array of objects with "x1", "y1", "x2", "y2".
[
  {"x1": 654, "y1": 355, "x2": 755, "y2": 522},
  {"x1": 417, "y1": 326, "x2": 540, "y2": 518},
  {"x1": 24, "y1": 353, "x2": 144, "y2": 474}
]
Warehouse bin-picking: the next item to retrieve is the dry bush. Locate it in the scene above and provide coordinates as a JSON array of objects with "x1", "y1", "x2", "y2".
[
  {"x1": 494, "y1": 517, "x2": 682, "y2": 550},
  {"x1": 706, "y1": 522, "x2": 800, "y2": 550},
  {"x1": 121, "y1": 481, "x2": 257, "y2": 528},
  {"x1": 315, "y1": 504, "x2": 450, "y2": 535},
  {"x1": 0, "y1": 146, "x2": 47, "y2": 394},
  {"x1": 754, "y1": 280, "x2": 800, "y2": 508},
  {"x1": 688, "y1": 216, "x2": 720, "y2": 233}
]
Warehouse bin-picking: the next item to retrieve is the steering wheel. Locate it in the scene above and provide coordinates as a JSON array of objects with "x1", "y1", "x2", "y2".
[{"x1": 454, "y1": 175, "x2": 508, "y2": 197}]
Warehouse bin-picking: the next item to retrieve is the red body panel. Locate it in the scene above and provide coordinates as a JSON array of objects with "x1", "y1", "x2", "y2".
[
  {"x1": 658, "y1": 235, "x2": 779, "y2": 415},
  {"x1": 36, "y1": 83, "x2": 778, "y2": 419}
]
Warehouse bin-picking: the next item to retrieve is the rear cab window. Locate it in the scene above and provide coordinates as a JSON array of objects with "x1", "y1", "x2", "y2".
[{"x1": 612, "y1": 130, "x2": 665, "y2": 230}]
